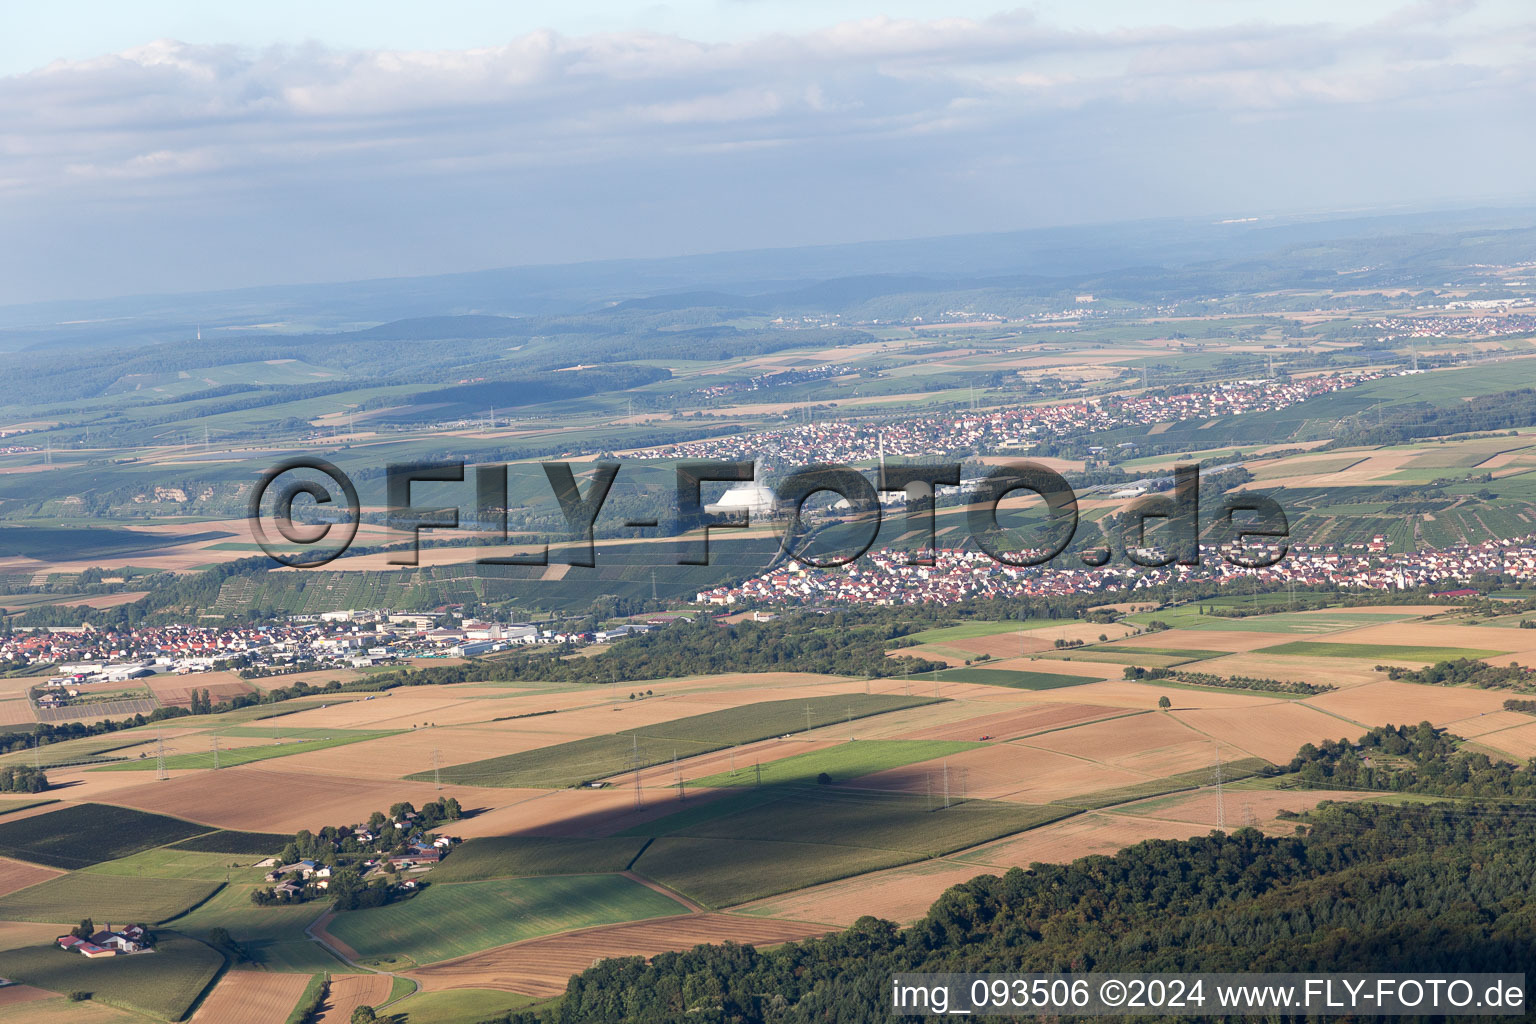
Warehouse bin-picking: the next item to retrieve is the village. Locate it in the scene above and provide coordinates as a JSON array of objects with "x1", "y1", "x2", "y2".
[
  {"x1": 693, "y1": 535, "x2": 1536, "y2": 607},
  {"x1": 6, "y1": 614, "x2": 655, "y2": 708},
  {"x1": 252, "y1": 798, "x2": 463, "y2": 909},
  {"x1": 629, "y1": 370, "x2": 1385, "y2": 465}
]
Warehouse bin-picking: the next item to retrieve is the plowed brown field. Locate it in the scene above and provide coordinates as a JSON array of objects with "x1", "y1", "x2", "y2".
[
  {"x1": 1022, "y1": 711, "x2": 1220, "y2": 776},
  {"x1": 1168, "y1": 702, "x2": 1347, "y2": 762},
  {"x1": 189, "y1": 970, "x2": 314, "y2": 1024},
  {"x1": 0, "y1": 857, "x2": 63, "y2": 898},
  {"x1": 314, "y1": 974, "x2": 393, "y2": 1023},
  {"x1": 893, "y1": 703, "x2": 1125, "y2": 742},
  {"x1": 98, "y1": 765, "x2": 473, "y2": 832},
  {"x1": 856, "y1": 742, "x2": 1146, "y2": 802}
]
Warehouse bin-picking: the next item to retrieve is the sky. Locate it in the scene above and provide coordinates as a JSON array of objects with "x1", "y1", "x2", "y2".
[{"x1": 0, "y1": 1, "x2": 1532, "y2": 305}]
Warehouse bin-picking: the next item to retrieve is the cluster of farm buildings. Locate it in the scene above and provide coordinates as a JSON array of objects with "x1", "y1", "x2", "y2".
[{"x1": 55, "y1": 924, "x2": 149, "y2": 959}]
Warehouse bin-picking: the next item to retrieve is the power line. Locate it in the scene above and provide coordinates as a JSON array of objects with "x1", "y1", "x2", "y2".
[
  {"x1": 432, "y1": 747, "x2": 442, "y2": 790},
  {"x1": 1211, "y1": 750, "x2": 1226, "y2": 828},
  {"x1": 211, "y1": 736, "x2": 220, "y2": 771},
  {"x1": 631, "y1": 735, "x2": 643, "y2": 809}
]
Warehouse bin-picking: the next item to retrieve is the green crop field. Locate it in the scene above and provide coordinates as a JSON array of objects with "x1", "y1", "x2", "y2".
[
  {"x1": 1257, "y1": 641, "x2": 1504, "y2": 661},
  {"x1": 92, "y1": 729, "x2": 396, "y2": 771},
  {"x1": 899, "y1": 620, "x2": 1063, "y2": 644},
  {"x1": 628, "y1": 788, "x2": 1070, "y2": 906},
  {"x1": 1126, "y1": 605, "x2": 1417, "y2": 633},
  {"x1": 0, "y1": 525, "x2": 229, "y2": 560},
  {"x1": 1093, "y1": 646, "x2": 1231, "y2": 661},
  {"x1": 0, "y1": 871, "x2": 221, "y2": 923},
  {"x1": 637, "y1": 836, "x2": 913, "y2": 908},
  {"x1": 0, "y1": 933, "x2": 224, "y2": 1020},
  {"x1": 170, "y1": 883, "x2": 349, "y2": 974},
  {"x1": 419, "y1": 694, "x2": 942, "y2": 788},
  {"x1": 169, "y1": 829, "x2": 291, "y2": 854},
  {"x1": 0, "y1": 797, "x2": 55, "y2": 817},
  {"x1": 0, "y1": 804, "x2": 212, "y2": 869},
  {"x1": 919, "y1": 667, "x2": 1092, "y2": 689},
  {"x1": 80, "y1": 848, "x2": 266, "y2": 883},
  {"x1": 692, "y1": 739, "x2": 979, "y2": 788},
  {"x1": 325, "y1": 874, "x2": 687, "y2": 968},
  {"x1": 426, "y1": 836, "x2": 650, "y2": 883},
  {"x1": 0, "y1": 732, "x2": 156, "y2": 769},
  {"x1": 391, "y1": 988, "x2": 537, "y2": 1024}
]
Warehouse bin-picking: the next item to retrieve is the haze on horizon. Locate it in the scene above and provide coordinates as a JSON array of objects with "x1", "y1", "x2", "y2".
[{"x1": 2, "y1": 0, "x2": 1533, "y2": 306}]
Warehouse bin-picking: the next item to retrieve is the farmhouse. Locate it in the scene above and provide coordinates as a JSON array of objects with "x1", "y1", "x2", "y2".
[{"x1": 56, "y1": 924, "x2": 149, "y2": 958}]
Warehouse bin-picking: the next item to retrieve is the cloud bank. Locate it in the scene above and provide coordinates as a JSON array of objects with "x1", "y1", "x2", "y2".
[{"x1": 0, "y1": 5, "x2": 1531, "y2": 303}]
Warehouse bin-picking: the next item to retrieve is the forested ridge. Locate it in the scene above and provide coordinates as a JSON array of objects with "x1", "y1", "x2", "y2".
[
  {"x1": 1288, "y1": 721, "x2": 1536, "y2": 799},
  {"x1": 338, "y1": 613, "x2": 947, "y2": 688}
]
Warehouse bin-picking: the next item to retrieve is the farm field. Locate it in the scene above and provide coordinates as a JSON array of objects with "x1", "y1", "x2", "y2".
[
  {"x1": 90, "y1": 729, "x2": 397, "y2": 771},
  {"x1": 1050, "y1": 757, "x2": 1271, "y2": 810},
  {"x1": 0, "y1": 990, "x2": 152, "y2": 1024},
  {"x1": 912, "y1": 667, "x2": 1092, "y2": 689},
  {"x1": 7, "y1": 211, "x2": 1536, "y2": 1022},
  {"x1": 426, "y1": 836, "x2": 650, "y2": 882},
  {"x1": 169, "y1": 829, "x2": 290, "y2": 854},
  {"x1": 1128, "y1": 608, "x2": 1422, "y2": 633},
  {"x1": 420, "y1": 694, "x2": 940, "y2": 788},
  {"x1": 1473, "y1": 721, "x2": 1536, "y2": 760},
  {"x1": 324, "y1": 874, "x2": 687, "y2": 968},
  {"x1": 889, "y1": 702, "x2": 1127, "y2": 741},
  {"x1": 0, "y1": 804, "x2": 212, "y2": 869},
  {"x1": 854, "y1": 741, "x2": 1147, "y2": 803},
  {"x1": 0, "y1": 857, "x2": 62, "y2": 898},
  {"x1": 314, "y1": 974, "x2": 394, "y2": 1024},
  {"x1": 389, "y1": 988, "x2": 537, "y2": 1024},
  {"x1": 3, "y1": 604, "x2": 1531, "y2": 1011},
  {"x1": 0, "y1": 799, "x2": 57, "y2": 818},
  {"x1": 89, "y1": 766, "x2": 472, "y2": 833},
  {"x1": 0, "y1": 871, "x2": 222, "y2": 924},
  {"x1": 170, "y1": 883, "x2": 352, "y2": 974},
  {"x1": 629, "y1": 788, "x2": 1069, "y2": 907},
  {"x1": 1256, "y1": 641, "x2": 1505, "y2": 661},
  {"x1": 690, "y1": 739, "x2": 979, "y2": 787},
  {"x1": 0, "y1": 934, "x2": 224, "y2": 1021},
  {"x1": 747, "y1": 806, "x2": 1239, "y2": 926},
  {"x1": 406, "y1": 913, "x2": 829, "y2": 998},
  {"x1": 901, "y1": 621, "x2": 1057, "y2": 643},
  {"x1": 79, "y1": 847, "x2": 266, "y2": 882},
  {"x1": 1019, "y1": 710, "x2": 1230, "y2": 778},
  {"x1": 1167, "y1": 702, "x2": 1355, "y2": 762},
  {"x1": 1305, "y1": 679, "x2": 1512, "y2": 727},
  {"x1": 187, "y1": 970, "x2": 314, "y2": 1024}
]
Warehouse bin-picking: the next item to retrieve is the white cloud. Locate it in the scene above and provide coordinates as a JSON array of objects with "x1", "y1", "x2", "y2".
[{"x1": 0, "y1": 2, "x2": 1530, "y2": 301}]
